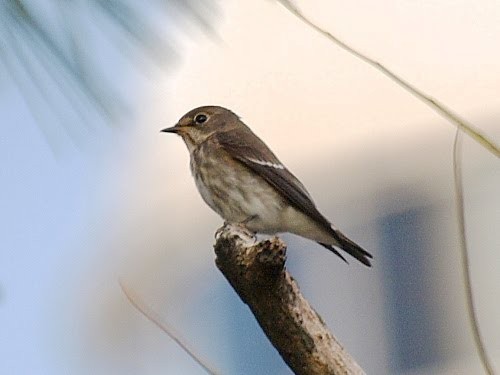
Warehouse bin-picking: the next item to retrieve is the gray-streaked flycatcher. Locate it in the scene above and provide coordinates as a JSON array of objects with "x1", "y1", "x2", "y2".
[{"x1": 162, "y1": 106, "x2": 372, "y2": 266}]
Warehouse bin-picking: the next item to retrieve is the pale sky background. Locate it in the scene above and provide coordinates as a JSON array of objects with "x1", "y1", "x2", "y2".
[{"x1": 1, "y1": 1, "x2": 499, "y2": 374}]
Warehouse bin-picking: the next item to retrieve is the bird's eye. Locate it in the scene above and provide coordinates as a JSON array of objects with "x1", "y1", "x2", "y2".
[{"x1": 194, "y1": 113, "x2": 208, "y2": 124}]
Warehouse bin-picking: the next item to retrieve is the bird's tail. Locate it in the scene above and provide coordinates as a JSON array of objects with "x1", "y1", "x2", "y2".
[{"x1": 319, "y1": 230, "x2": 373, "y2": 267}]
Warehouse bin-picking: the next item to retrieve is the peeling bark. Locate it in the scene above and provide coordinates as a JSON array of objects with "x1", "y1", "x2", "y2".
[{"x1": 214, "y1": 224, "x2": 365, "y2": 375}]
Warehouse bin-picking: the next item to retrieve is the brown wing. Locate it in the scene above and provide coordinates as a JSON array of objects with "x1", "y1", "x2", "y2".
[
  {"x1": 215, "y1": 127, "x2": 373, "y2": 267},
  {"x1": 214, "y1": 127, "x2": 333, "y2": 232}
]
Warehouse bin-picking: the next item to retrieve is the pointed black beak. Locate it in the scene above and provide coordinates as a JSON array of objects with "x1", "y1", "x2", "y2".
[{"x1": 161, "y1": 125, "x2": 179, "y2": 134}]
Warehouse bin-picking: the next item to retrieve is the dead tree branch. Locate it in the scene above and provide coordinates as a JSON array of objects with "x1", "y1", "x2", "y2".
[
  {"x1": 214, "y1": 224, "x2": 365, "y2": 375},
  {"x1": 277, "y1": 0, "x2": 500, "y2": 158}
]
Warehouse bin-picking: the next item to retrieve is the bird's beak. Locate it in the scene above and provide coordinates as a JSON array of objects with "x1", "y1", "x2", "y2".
[{"x1": 161, "y1": 125, "x2": 179, "y2": 134}]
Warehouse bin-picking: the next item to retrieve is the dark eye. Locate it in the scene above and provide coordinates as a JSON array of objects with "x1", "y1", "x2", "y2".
[{"x1": 194, "y1": 113, "x2": 208, "y2": 124}]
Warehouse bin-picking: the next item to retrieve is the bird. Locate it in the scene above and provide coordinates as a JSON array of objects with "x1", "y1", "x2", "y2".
[{"x1": 161, "y1": 106, "x2": 372, "y2": 267}]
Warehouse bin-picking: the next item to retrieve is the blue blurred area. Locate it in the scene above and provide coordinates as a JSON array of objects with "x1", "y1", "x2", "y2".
[
  {"x1": 380, "y1": 205, "x2": 443, "y2": 370},
  {"x1": 0, "y1": 88, "x2": 89, "y2": 373}
]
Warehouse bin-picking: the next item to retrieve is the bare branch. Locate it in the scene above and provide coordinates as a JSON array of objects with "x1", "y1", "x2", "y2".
[
  {"x1": 453, "y1": 131, "x2": 496, "y2": 375},
  {"x1": 277, "y1": 0, "x2": 499, "y2": 158},
  {"x1": 119, "y1": 280, "x2": 221, "y2": 375},
  {"x1": 214, "y1": 224, "x2": 365, "y2": 375}
]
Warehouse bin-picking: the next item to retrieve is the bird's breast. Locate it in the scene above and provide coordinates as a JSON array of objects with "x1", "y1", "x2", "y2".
[{"x1": 189, "y1": 145, "x2": 286, "y2": 232}]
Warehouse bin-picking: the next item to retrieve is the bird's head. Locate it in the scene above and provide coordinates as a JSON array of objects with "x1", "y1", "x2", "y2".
[{"x1": 162, "y1": 106, "x2": 239, "y2": 150}]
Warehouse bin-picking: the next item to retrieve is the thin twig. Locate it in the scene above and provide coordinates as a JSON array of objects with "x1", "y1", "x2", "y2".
[
  {"x1": 453, "y1": 130, "x2": 495, "y2": 375},
  {"x1": 119, "y1": 279, "x2": 221, "y2": 375},
  {"x1": 277, "y1": 0, "x2": 500, "y2": 158}
]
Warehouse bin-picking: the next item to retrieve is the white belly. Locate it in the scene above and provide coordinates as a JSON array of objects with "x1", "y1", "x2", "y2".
[
  {"x1": 190, "y1": 158, "x2": 335, "y2": 243},
  {"x1": 190, "y1": 154, "x2": 286, "y2": 233}
]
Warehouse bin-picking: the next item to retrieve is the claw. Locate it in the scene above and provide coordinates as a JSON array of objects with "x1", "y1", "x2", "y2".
[{"x1": 215, "y1": 224, "x2": 227, "y2": 239}]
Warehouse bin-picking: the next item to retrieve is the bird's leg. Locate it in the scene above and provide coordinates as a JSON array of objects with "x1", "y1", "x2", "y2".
[
  {"x1": 215, "y1": 219, "x2": 254, "y2": 239},
  {"x1": 215, "y1": 222, "x2": 230, "y2": 239},
  {"x1": 237, "y1": 215, "x2": 259, "y2": 237},
  {"x1": 215, "y1": 216, "x2": 259, "y2": 239},
  {"x1": 215, "y1": 217, "x2": 258, "y2": 241},
  {"x1": 240, "y1": 214, "x2": 258, "y2": 226}
]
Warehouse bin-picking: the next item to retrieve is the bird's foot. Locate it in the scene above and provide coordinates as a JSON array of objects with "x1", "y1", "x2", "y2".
[
  {"x1": 215, "y1": 217, "x2": 258, "y2": 239},
  {"x1": 215, "y1": 223, "x2": 229, "y2": 239}
]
